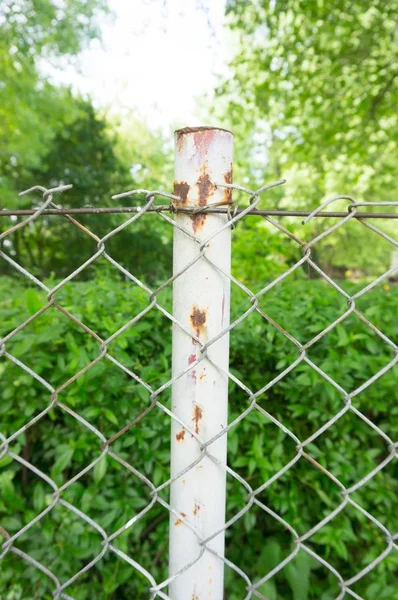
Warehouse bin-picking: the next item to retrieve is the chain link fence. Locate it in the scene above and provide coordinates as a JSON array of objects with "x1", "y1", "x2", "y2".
[{"x1": 0, "y1": 128, "x2": 397, "y2": 599}]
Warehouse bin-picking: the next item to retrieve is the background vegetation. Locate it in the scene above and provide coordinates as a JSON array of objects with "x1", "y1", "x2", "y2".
[
  {"x1": 0, "y1": 275, "x2": 397, "y2": 599},
  {"x1": 0, "y1": 0, "x2": 397, "y2": 598}
]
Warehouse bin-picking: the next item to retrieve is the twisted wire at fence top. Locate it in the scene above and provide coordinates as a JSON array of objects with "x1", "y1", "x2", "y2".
[{"x1": 0, "y1": 183, "x2": 397, "y2": 599}]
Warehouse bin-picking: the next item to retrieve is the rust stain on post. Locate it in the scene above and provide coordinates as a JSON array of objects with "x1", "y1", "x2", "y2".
[
  {"x1": 198, "y1": 170, "x2": 217, "y2": 206},
  {"x1": 191, "y1": 169, "x2": 217, "y2": 232},
  {"x1": 190, "y1": 306, "x2": 207, "y2": 337},
  {"x1": 191, "y1": 307, "x2": 206, "y2": 327},
  {"x1": 192, "y1": 129, "x2": 217, "y2": 163},
  {"x1": 175, "y1": 127, "x2": 232, "y2": 232},
  {"x1": 176, "y1": 133, "x2": 185, "y2": 152},
  {"x1": 175, "y1": 512, "x2": 187, "y2": 526},
  {"x1": 192, "y1": 404, "x2": 203, "y2": 434},
  {"x1": 223, "y1": 166, "x2": 233, "y2": 205},
  {"x1": 176, "y1": 429, "x2": 185, "y2": 443},
  {"x1": 175, "y1": 125, "x2": 232, "y2": 154},
  {"x1": 191, "y1": 212, "x2": 206, "y2": 233},
  {"x1": 224, "y1": 168, "x2": 232, "y2": 184},
  {"x1": 193, "y1": 503, "x2": 201, "y2": 516},
  {"x1": 174, "y1": 181, "x2": 190, "y2": 204}
]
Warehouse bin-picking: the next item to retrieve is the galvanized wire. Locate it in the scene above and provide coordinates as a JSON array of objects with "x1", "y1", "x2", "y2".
[
  {"x1": 0, "y1": 182, "x2": 397, "y2": 599},
  {"x1": 1, "y1": 206, "x2": 398, "y2": 219}
]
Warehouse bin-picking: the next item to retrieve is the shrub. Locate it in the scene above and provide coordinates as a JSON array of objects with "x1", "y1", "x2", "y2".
[{"x1": 0, "y1": 274, "x2": 397, "y2": 599}]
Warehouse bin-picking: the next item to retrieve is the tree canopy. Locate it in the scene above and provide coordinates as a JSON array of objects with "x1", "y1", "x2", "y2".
[
  {"x1": 0, "y1": 0, "x2": 107, "y2": 204},
  {"x1": 214, "y1": 0, "x2": 398, "y2": 276},
  {"x1": 0, "y1": 1, "x2": 174, "y2": 283},
  {"x1": 222, "y1": 0, "x2": 398, "y2": 203}
]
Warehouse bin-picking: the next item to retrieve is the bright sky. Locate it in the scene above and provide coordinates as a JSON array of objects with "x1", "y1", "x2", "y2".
[{"x1": 43, "y1": 0, "x2": 231, "y2": 134}]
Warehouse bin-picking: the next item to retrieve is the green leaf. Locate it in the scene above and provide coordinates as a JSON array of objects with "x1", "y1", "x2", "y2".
[
  {"x1": 24, "y1": 289, "x2": 43, "y2": 315},
  {"x1": 286, "y1": 553, "x2": 311, "y2": 600},
  {"x1": 104, "y1": 409, "x2": 119, "y2": 425},
  {"x1": 1, "y1": 516, "x2": 21, "y2": 531},
  {"x1": 93, "y1": 457, "x2": 107, "y2": 483},
  {"x1": 336, "y1": 325, "x2": 350, "y2": 347},
  {"x1": 33, "y1": 484, "x2": 46, "y2": 512},
  {"x1": 52, "y1": 447, "x2": 74, "y2": 477}
]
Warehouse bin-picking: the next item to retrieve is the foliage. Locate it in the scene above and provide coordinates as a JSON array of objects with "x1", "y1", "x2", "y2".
[
  {"x1": 0, "y1": 99, "x2": 174, "y2": 284},
  {"x1": 224, "y1": 0, "x2": 398, "y2": 194},
  {"x1": 0, "y1": 1, "x2": 174, "y2": 285},
  {"x1": 217, "y1": 0, "x2": 398, "y2": 273},
  {"x1": 0, "y1": 273, "x2": 397, "y2": 599},
  {"x1": 0, "y1": 0, "x2": 108, "y2": 204}
]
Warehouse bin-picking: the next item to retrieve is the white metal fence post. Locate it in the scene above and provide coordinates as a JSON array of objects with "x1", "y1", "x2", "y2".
[{"x1": 169, "y1": 127, "x2": 233, "y2": 599}]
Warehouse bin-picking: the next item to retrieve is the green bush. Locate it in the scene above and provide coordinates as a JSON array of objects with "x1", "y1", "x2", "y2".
[{"x1": 0, "y1": 274, "x2": 397, "y2": 599}]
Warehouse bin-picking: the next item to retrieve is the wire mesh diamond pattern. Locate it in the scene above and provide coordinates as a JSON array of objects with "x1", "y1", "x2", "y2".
[{"x1": 0, "y1": 182, "x2": 397, "y2": 599}]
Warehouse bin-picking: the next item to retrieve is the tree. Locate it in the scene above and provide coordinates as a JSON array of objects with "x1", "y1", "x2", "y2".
[
  {"x1": 0, "y1": 1, "x2": 175, "y2": 284},
  {"x1": 0, "y1": 0, "x2": 107, "y2": 204},
  {"x1": 223, "y1": 0, "x2": 398, "y2": 194},
  {"x1": 1, "y1": 100, "x2": 174, "y2": 284},
  {"x1": 217, "y1": 0, "x2": 398, "y2": 275}
]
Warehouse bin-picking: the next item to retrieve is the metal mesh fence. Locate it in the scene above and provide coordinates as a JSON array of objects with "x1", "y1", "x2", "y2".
[{"x1": 0, "y1": 173, "x2": 397, "y2": 600}]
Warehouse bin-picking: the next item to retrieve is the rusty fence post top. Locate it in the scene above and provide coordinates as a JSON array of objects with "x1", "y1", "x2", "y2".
[{"x1": 175, "y1": 126, "x2": 233, "y2": 137}]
